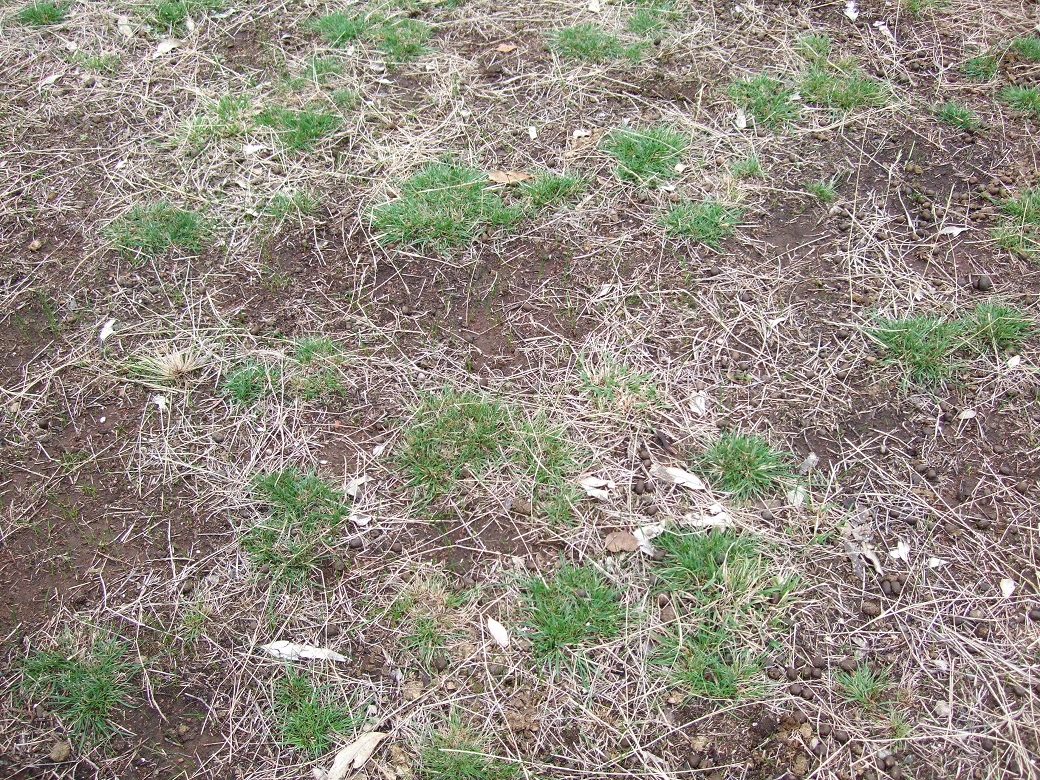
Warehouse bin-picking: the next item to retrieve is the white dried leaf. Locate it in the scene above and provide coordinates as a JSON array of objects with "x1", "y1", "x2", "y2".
[
  {"x1": 844, "y1": 0, "x2": 859, "y2": 20},
  {"x1": 486, "y1": 617, "x2": 509, "y2": 649},
  {"x1": 927, "y1": 557, "x2": 946, "y2": 569},
  {"x1": 1007, "y1": 354, "x2": 1022, "y2": 369},
  {"x1": 117, "y1": 15, "x2": 135, "y2": 38},
  {"x1": 685, "y1": 510, "x2": 734, "y2": 531},
  {"x1": 99, "y1": 318, "x2": 116, "y2": 342},
  {"x1": 888, "y1": 539, "x2": 910, "y2": 561},
  {"x1": 153, "y1": 39, "x2": 182, "y2": 58},
  {"x1": 41, "y1": 73, "x2": 62, "y2": 87},
  {"x1": 690, "y1": 390, "x2": 707, "y2": 416},
  {"x1": 588, "y1": 0, "x2": 601, "y2": 11},
  {"x1": 734, "y1": 107, "x2": 747, "y2": 129},
  {"x1": 1000, "y1": 578, "x2": 1016, "y2": 598},
  {"x1": 938, "y1": 226, "x2": 968, "y2": 237},
  {"x1": 526, "y1": 125, "x2": 538, "y2": 140},
  {"x1": 957, "y1": 409, "x2": 976, "y2": 420},
  {"x1": 873, "y1": 21, "x2": 896, "y2": 42},
  {"x1": 372, "y1": 442, "x2": 389, "y2": 457},
  {"x1": 786, "y1": 485, "x2": 807, "y2": 508},
  {"x1": 321, "y1": 732, "x2": 388, "y2": 780},
  {"x1": 243, "y1": 144, "x2": 267, "y2": 155},
  {"x1": 350, "y1": 512, "x2": 372, "y2": 527},
  {"x1": 580, "y1": 475, "x2": 615, "y2": 501},
  {"x1": 345, "y1": 474, "x2": 372, "y2": 498},
  {"x1": 572, "y1": 128, "x2": 591, "y2": 139},
  {"x1": 152, "y1": 394, "x2": 168, "y2": 412},
  {"x1": 797, "y1": 452, "x2": 819, "y2": 475},
  {"x1": 260, "y1": 641, "x2": 347, "y2": 662},
  {"x1": 862, "y1": 546, "x2": 884, "y2": 575},
  {"x1": 649, "y1": 464, "x2": 705, "y2": 490}
]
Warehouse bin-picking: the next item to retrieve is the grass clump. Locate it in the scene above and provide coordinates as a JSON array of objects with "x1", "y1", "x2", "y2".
[
  {"x1": 652, "y1": 529, "x2": 794, "y2": 699},
  {"x1": 836, "y1": 664, "x2": 892, "y2": 711},
  {"x1": 371, "y1": 163, "x2": 525, "y2": 250},
  {"x1": 265, "y1": 190, "x2": 320, "y2": 223},
  {"x1": 187, "y1": 94, "x2": 253, "y2": 148},
  {"x1": 578, "y1": 354, "x2": 658, "y2": 413},
  {"x1": 1011, "y1": 36, "x2": 1040, "y2": 63},
  {"x1": 968, "y1": 302, "x2": 1032, "y2": 353},
  {"x1": 21, "y1": 638, "x2": 137, "y2": 744},
  {"x1": 700, "y1": 433, "x2": 792, "y2": 501},
  {"x1": 729, "y1": 155, "x2": 764, "y2": 179},
  {"x1": 1001, "y1": 85, "x2": 1040, "y2": 116},
  {"x1": 245, "y1": 469, "x2": 349, "y2": 586},
  {"x1": 16, "y1": 0, "x2": 67, "y2": 26},
  {"x1": 869, "y1": 315, "x2": 964, "y2": 385},
  {"x1": 661, "y1": 200, "x2": 743, "y2": 247},
  {"x1": 935, "y1": 101, "x2": 980, "y2": 131},
  {"x1": 146, "y1": 0, "x2": 223, "y2": 33},
  {"x1": 258, "y1": 106, "x2": 341, "y2": 151},
  {"x1": 519, "y1": 172, "x2": 587, "y2": 209},
  {"x1": 312, "y1": 9, "x2": 429, "y2": 63},
  {"x1": 222, "y1": 362, "x2": 279, "y2": 406},
  {"x1": 805, "y1": 176, "x2": 840, "y2": 204},
  {"x1": 524, "y1": 564, "x2": 623, "y2": 663},
  {"x1": 420, "y1": 718, "x2": 519, "y2": 780},
  {"x1": 397, "y1": 390, "x2": 577, "y2": 508},
  {"x1": 797, "y1": 34, "x2": 887, "y2": 110},
  {"x1": 294, "y1": 336, "x2": 342, "y2": 364},
  {"x1": 728, "y1": 74, "x2": 799, "y2": 128},
  {"x1": 600, "y1": 124, "x2": 687, "y2": 186},
  {"x1": 994, "y1": 187, "x2": 1040, "y2": 258},
  {"x1": 551, "y1": 24, "x2": 642, "y2": 63},
  {"x1": 274, "y1": 671, "x2": 361, "y2": 755},
  {"x1": 962, "y1": 53, "x2": 998, "y2": 81},
  {"x1": 106, "y1": 202, "x2": 210, "y2": 258}
]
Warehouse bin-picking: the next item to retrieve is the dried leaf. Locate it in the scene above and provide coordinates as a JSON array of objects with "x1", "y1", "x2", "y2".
[
  {"x1": 685, "y1": 503, "x2": 735, "y2": 531},
  {"x1": 927, "y1": 557, "x2": 946, "y2": 569},
  {"x1": 938, "y1": 226, "x2": 969, "y2": 237},
  {"x1": 495, "y1": 43, "x2": 518, "y2": 53},
  {"x1": 486, "y1": 617, "x2": 509, "y2": 649},
  {"x1": 117, "y1": 15, "x2": 135, "y2": 38},
  {"x1": 957, "y1": 409, "x2": 976, "y2": 420},
  {"x1": 260, "y1": 641, "x2": 347, "y2": 662},
  {"x1": 1000, "y1": 578, "x2": 1016, "y2": 598},
  {"x1": 1007, "y1": 354, "x2": 1022, "y2": 369},
  {"x1": 99, "y1": 318, "x2": 116, "y2": 342},
  {"x1": 321, "y1": 732, "x2": 388, "y2": 780},
  {"x1": 588, "y1": 0, "x2": 601, "y2": 11},
  {"x1": 734, "y1": 107, "x2": 747, "y2": 129},
  {"x1": 649, "y1": 464, "x2": 705, "y2": 490},
  {"x1": 372, "y1": 442, "x2": 389, "y2": 457},
  {"x1": 526, "y1": 125, "x2": 538, "y2": 140},
  {"x1": 487, "y1": 170, "x2": 533, "y2": 185},
  {"x1": 633, "y1": 520, "x2": 668, "y2": 555},
  {"x1": 690, "y1": 390, "x2": 707, "y2": 416},
  {"x1": 152, "y1": 394, "x2": 168, "y2": 412},
  {"x1": 888, "y1": 539, "x2": 910, "y2": 561},
  {"x1": 580, "y1": 475, "x2": 615, "y2": 501},
  {"x1": 844, "y1": 0, "x2": 859, "y2": 20},
  {"x1": 345, "y1": 474, "x2": 372, "y2": 499},
  {"x1": 604, "y1": 530, "x2": 639, "y2": 553},
  {"x1": 153, "y1": 39, "x2": 183, "y2": 58},
  {"x1": 243, "y1": 144, "x2": 267, "y2": 155},
  {"x1": 786, "y1": 485, "x2": 807, "y2": 508}
]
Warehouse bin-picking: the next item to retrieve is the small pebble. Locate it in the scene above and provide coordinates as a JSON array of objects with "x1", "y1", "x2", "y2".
[
  {"x1": 973, "y1": 275, "x2": 993, "y2": 292},
  {"x1": 348, "y1": 537, "x2": 363, "y2": 550},
  {"x1": 1015, "y1": 480, "x2": 1030, "y2": 494},
  {"x1": 390, "y1": 542, "x2": 403, "y2": 554}
]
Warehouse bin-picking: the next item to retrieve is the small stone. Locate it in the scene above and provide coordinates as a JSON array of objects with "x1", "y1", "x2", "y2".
[
  {"x1": 511, "y1": 498, "x2": 532, "y2": 515},
  {"x1": 999, "y1": 464, "x2": 1014, "y2": 476},
  {"x1": 48, "y1": 741, "x2": 71, "y2": 762},
  {"x1": 390, "y1": 542, "x2": 403, "y2": 554},
  {"x1": 1015, "y1": 480, "x2": 1029, "y2": 494},
  {"x1": 211, "y1": 430, "x2": 226, "y2": 443},
  {"x1": 348, "y1": 537, "x2": 363, "y2": 550},
  {"x1": 981, "y1": 736, "x2": 995, "y2": 751},
  {"x1": 761, "y1": 509, "x2": 774, "y2": 522},
  {"x1": 974, "y1": 275, "x2": 993, "y2": 291}
]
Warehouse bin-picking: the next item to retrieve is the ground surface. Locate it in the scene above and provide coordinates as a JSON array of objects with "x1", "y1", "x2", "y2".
[{"x1": 2, "y1": 0, "x2": 1040, "y2": 778}]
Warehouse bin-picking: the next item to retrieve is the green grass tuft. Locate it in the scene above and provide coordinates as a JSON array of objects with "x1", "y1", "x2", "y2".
[
  {"x1": 312, "y1": 9, "x2": 429, "y2": 63},
  {"x1": 1001, "y1": 85, "x2": 1040, "y2": 116},
  {"x1": 962, "y1": 53, "x2": 998, "y2": 81},
  {"x1": 868, "y1": 315, "x2": 965, "y2": 385},
  {"x1": 600, "y1": 124, "x2": 687, "y2": 186},
  {"x1": 312, "y1": 10, "x2": 371, "y2": 44},
  {"x1": 222, "y1": 362, "x2": 279, "y2": 406},
  {"x1": 274, "y1": 670, "x2": 362, "y2": 755},
  {"x1": 805, "y1": 176, "x2": 840, "y2": 204},
  {"x1": 258, "y1": 106, "x2": 341, "y2": 151},
  {"x1": 22, "y1": 638, "x2": 137, "y2": 744},
  {"x1": 519, "y1": 172, "x2": 587, "y2": 209},
  {"x1": 729, "y1": 155, "x2": 764, "y2": 179},
  {"x1": 801, "y1": 65, "x2": 887, "y2": 110},
  {"x1": 551, "y1": 24, "x2": 642, "y2": 63},
  {"x1": 578, "y1": 354, "x2": 658, "y2": 412},
  {"x1": 420, "y1": 718, "x2": 519, "y2": 780},
  {"x1": 968, "y1": 302, "x2": 1032, "y2": 353},
  {"x1": 524, "y1": 563, "x2": 623, "y2": 663},
  {"x1": 106, "y1": 202, "x2": 211, "y2": 257},
  {"x1": 187, "y1": 94, "x2": 253, "y2": 148},
  {"x1": 396, "y1": 390, "x2": 577, "y2": 509},
  {"x1": 660, "y1": 199, "x2": 743, "y2": 247},
  {"x1": 145, "y1": 0, "x2": 223, "y2": 33},
  {"x1": 16, "y1": 0, "x2": 67, "y2": 26},
  {"x1": 935, "y1": 101, "x2": 980, "y2": 131},
  {"x1": 294, "y1": 336, "x2": 342, "y2": 364},
  {"x1": 1011, "y1": 36, "x2": 1040, "y2": 63},
  {"x1": 371, "y1": 163, "x2": 525, "y2": 250},
  {"x1": 728, "y1": 74, "x2": 799, "y2": 128},
  {"x1": 836, "y1": 664, "x2": 892, "y2": 711},
  {"x1": 699, "y1": 433, "x2": 792, "y2": 501},
  {"x1": 244, "y1": 470, "x2": 349, "y2": 586}
]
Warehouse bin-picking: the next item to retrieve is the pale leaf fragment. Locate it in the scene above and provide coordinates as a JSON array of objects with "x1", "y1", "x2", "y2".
[
  {"x1": 690, "y1": 390, "x2": 707, "y2": 416},
  {"x1": 488, "y1": 170, "x2": 533, "y2": 185},
  {"x1": 320, "y1": 732, "x2": 388, "y2": 780},
  {"x1": 153, "y1": 39, "x2": 183, "y2": 58},
  {"x1": 345, "y1": 474, "x2": 372, "y2": 498},
  {"x1": 260, "y1": 641, "x2": 347, "y2": 662},
  {"x1": 734, "y1": 107, "x2": 747, "y2": 129},
  {"x1": 1000, "y1": 578, "x2": 1016, "y2": 598},
  {"x1": 957, "y1": 409, "x2": 976, "y2": 420},
  {"x1": 580, "y1": 475, "x2": 615, "y2": 500},
  {"x1": 844, "y1": 0, "x2": 859, "y2": 20},
  {"x1": 495, "y1": 43, "x2": 518, "y2": 53},
  {"x1": 938, "y1": 226, "x2": 969, "y2": 237},
  {"x1": 1007, "y1": 354, "x2": 1022, "y2": 369},
  {"x1": 927, "y1": 556, "x2": 946, "y2": 569},
  {"x1": 117, "y1": 16, "x2": 135, "y2": 38},
  {"x1": 649, "y1": 464, "x2": 706, "y2": 490},
  {"x1": 526, "y1": 125, "x2": 538, "y2": 140},
  {"x1": 99, "y1": 318, "x2": 116, "y2": 342},
  {"x1": 487, "y1": 617, "x2": 509, "y2": 649},
  {"x1": 888, "y1": 539, "x2": 910, "y2": 561},
  {"x1": 604, "y1": 530, "x2": 639, "y2": 553},
  {"x1": 588, "y1": 0, "x2": 601, "y2": 11}
]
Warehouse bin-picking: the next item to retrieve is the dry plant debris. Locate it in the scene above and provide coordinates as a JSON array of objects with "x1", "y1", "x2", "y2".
[{"x1": 1, "y1": 0, "x2": 1040, "y2": 778}]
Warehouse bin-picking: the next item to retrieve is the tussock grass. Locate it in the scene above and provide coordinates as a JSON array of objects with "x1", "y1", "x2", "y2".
[
  {"x1": 16, "y1": 0, "x2": 67, "y2": 26},
  {"x1": 994, "y1": 187, "x2": 1040, "y2": 257},
  {"x1": 257, "y1": 105, "x2": 342, "y2": 151},
  {"x1": 869, "y1": 314, "x2": 965, "y2": 385},
  {"x1": 1000, "y1": 86, "x2": 1040, "y2": 116},
  {"x1": 728, "y1": 74, "x2": 799, "y2": 128},
  {"x1": 274, "y1": 670, "x2": 362, "y2": 755},
  {"x1": 420, "y1": 717, "x2": 519, "y2": 779},
  {"x1": 600, "y1": 124, "x2": 687, "y2": 186},
  {"x1": 551, "y1": 24, "x2": 642, "y2": 63},
  {"x1": 700, "y1": 433, "x2": 792, "y2": 501},
  {"x1": 935, "y1": 101, "x2": 980, "y2": 131},
  {"x1": 106, "y1": 202, "x2": 211, "y2": 257},
  {"x1": 524, "y1": 563, "x2": 623, "y2": 663},
  {"x1": 661, "y1": 199, "x2": 742, "y2": 246}
]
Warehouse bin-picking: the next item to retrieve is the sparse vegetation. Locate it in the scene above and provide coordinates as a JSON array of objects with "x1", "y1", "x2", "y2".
[
  {"x1": 962, "y1": 53, "x2": 999, "y2": 81},
  {"x1": 16, "y1": 0, "x2": 68, "y2": 26},
  {"x1": 661, "y1": 199, "x2": 743, "y2": 246},
  {"x1": 600, "y1": 124, "x2": 687, "y2": 186},
  {"x1": 1010, "y1": 35, "x2": 1040, "y2": 63},
  {"x1": 836, "y1": 664, "x2": 892, "y2": 711},
  {"x1": 420, "y1": 718, "x2": 519, "y2": 780},
  {"x1": 257, "y1": 105, "x2": 342, "y2": 151},
  {"x1": 1000, "y1": 85, "x2": 1040, "y2": 116},
  {"x1": 699, "y1": 433, "x2": 792, "y2": 501},
  {"x1": 728, "y1": 74, "x2": 799, "y2": 128},
  {"x1": 869, "y1": 314, "x2": 965, "y2": 385},
  {"x1": 524, "y1": 563, "x2": 623, "y2": 663},
  {"x1": 312, "y1": 8, "x2": 429, "y2": 63},
  {"x1": 274, "y1": 670, "x2": 361, "y2": 755},
  {"x1": 146, "y1": 0, "x2": 224, "y2": 33},
  {"x1": 994, "y1": 187, "x2": 1040, "y2": 257},
  {"x1": 106, "y1": 202, "x2": 211, "y2": 257},
  {"x1": 805, "y1": 176, "x2": 840, "y2": 204},
  {"x1": 551, "y1": 24, "x2": 642, "y2": 63},
  {"x1": 935, "y1": 101, "x2": 980, "y2": 131},
  {"x1": 968, "y1": 302, "x2": 1032, "y2": 353},
  {"x1": 519, "y1": 172, "x2": 587, "y2": 209},
  {"x1": 222, "y1": 361, "x2": 279, "y2": 406}
]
